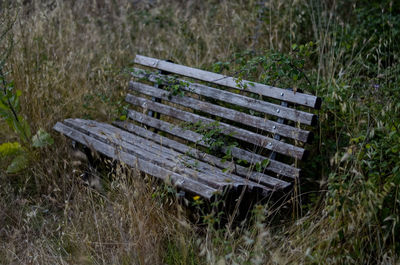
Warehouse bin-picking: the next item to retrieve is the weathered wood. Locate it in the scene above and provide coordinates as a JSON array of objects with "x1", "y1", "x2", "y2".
[
  {"x1": 129, "y1": 81, "x2": 312, "y2": 142},
  {"x1": 53, "y1": 55, "x2": 321, "y2": 199},
  {"x1": 53, "y1": 122, "x2": 217, "y2": 199},
  {"x1": 131, "y1": 68, "x2": 317, "y2": 126},
  {"x1": 65, "y1": 119, "x2": 259, "y2": 189},
  {"x1": 134, "y1": 55, "x2": 322, "y2": 109},
  {"x1": 113, "y1": 120, "x2": 291, "y2": 189},
  {"x1": 124, "y1": 109, "x2": 300, "y2": 179},
  {"x1": 62, "y1": 118, "x2": 272, "y2": 194},
  {"x1": 270, "y1": 91, "x2": 290, "y2": 161},
  {"x1": 126, "y1": 94, "x2": 306, "y2": 160},
  {"x1": 62, "y1": 119, "x2": 235, "y2": 189}
]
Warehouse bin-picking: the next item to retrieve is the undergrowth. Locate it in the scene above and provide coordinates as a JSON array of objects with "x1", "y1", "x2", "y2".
[{"x1": 0, "y1": 0, "x2": 399, "y2": 264}]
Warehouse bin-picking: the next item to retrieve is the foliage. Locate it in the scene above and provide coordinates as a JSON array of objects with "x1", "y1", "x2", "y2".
[
  {"x1": 157, "y1": 75, "x2": 190, "y2": 99},
  {"x1": 351, "y1": 0, "x2": 400, "y2": 81},
  {"x1": 0, "y1": 7, "x2": 53, "y2": 173},
  {"x1": 132, "y1": 67, "x2": 191, "y2": 99},
  {"x1": 181, "y1": 120, "x2": 270, "y2": 175},
  {"x1": 0, "y1": 141, "x2": 21, "y2": 157},
  {"x1": 207, "y1": 0, "x2": 400, "y2": 261},
  {"x1": 0, "y1": 0, "x2": 399, "y2": 264},
  {"x1": 183, "y1": 121, "x2": 233, "y2": 154},
  {"x1": 235, "y1": 42, "x2": 314, "y2": 90}
]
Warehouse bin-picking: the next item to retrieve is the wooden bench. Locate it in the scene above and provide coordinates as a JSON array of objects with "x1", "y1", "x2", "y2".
[{"x1": 53, "y1": 55, "x2": 321, "y2": 200}]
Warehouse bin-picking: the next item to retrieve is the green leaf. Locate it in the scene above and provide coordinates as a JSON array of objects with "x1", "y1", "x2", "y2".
[
  {"x1": 6, "y1": 154, "x2": 29, "y2": 173},
  {"x1": 0, "y1": 141, "x2": 22, "y2": 157},
  {"x1": 261, "y1": 159, "x2": 270, "y2": 167},
  {"x1": 32, "y1": 129, "x2": 54, "y2": 148},
  {"x1": 256, "y1": 162, "x2": 261, "y2": 172},
  {"x1": 12, "y1": 118, "x2": 32, "y2": 143},
  {"x1": 0, "y1": 99, "x2": 8, "y2": 110}
]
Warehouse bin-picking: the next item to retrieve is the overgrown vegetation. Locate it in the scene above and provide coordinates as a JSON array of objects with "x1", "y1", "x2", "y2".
[
  {"x1": 0, "y1": 0, "x2": 399, "y2": 264},
  {"x1": 0, "y1": 9, "x2": 54, "y2": 174}
]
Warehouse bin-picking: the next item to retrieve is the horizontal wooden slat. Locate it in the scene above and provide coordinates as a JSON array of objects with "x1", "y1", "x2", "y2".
[
  {"x1": 113, "y1": 120, "x2": 291, "y2": 189},
  {"x1": 129, "y1": 81, "x2": 312, "y2": 142},
  {"x1": 125, "y1": 109, "x2": 300, "y2": 179},
  {"x1": 126, "y1": 94, "x2": 306, "y2": 160},
  {"x1": 62, "y1": 119, "x2": 271, "y2": 194},
  {"x1": 131, "y1": 68, "x2": 317, "y2": 126},
  {"x1": 53, "y1": 122, "x2": 217, "y2": 199},
  {"x1": 134, "y1": 55, "x2": 322, "y2": 109}
]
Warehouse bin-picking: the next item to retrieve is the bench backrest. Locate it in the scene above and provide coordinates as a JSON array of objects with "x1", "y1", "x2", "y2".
[{"x1": 123, "y1": 55, "x2": 321, "y2": 183}]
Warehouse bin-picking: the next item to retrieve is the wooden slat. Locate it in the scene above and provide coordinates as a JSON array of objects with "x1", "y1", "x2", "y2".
[
  {"x1": 65, "y1": 119, "x2": 266, "y2": 191},
  {"x1": 113, "y1": 120, "x2": 291, "y2": 189},
  {"x1": 62, "y1": 119, "x2": 271, "y2": 194},
  {"x1": 134, "y1": 55, "x2": 322, "y2": 109},
  {"x1": 126, "y1": 94, "x2": 306, "y2": 160},
  {"x1": 125, "y1": 109, "x2": 300, "y2": 179},
  {"x1": 53, "y1": 122, "x2": 217, "y2": 199},
  {"x1": 131, "y1": 68, "x2": 317, "y2": 126},
  {"x1": 129, "y1": 81, "x2": 312, "y2": 142},
  {"x1": 62, "y1": 119, "x2": 241, "y2": 190}
]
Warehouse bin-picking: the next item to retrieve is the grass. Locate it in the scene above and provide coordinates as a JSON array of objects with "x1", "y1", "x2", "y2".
[{"x1": 1, "y1": 0, "x2": 399, "y2": 264}]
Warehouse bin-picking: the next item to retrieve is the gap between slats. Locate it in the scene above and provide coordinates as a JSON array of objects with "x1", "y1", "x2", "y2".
[
  {"x1": 124, "y1": 109, "x2": 300, "y2": 179},
  {"x1": 53, "y1": 122, "x2": 217, "y2": 199},
  {"x1": 62, "y1": 118, "x2": 272, "y2": 194},
  {"x1": 112, "y1": 120, "x2": 291, "y2": 189},
  {"x1": 125, "y1": 94, "x2": 306, "y2": 160},
  {"x1": 133, "y1": 55, "x2": 322, "y2": 109},
  {"x1": 129, "y1": 80, "x2": 312, "y2": 143},
  {"x1": 131, "y1": 68, "x2": 317, "y2": 126}
]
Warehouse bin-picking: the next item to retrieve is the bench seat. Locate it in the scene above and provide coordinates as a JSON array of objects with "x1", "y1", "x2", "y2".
[{"x1": 54, "y1": 55, "x2": 321, "y2": 200}]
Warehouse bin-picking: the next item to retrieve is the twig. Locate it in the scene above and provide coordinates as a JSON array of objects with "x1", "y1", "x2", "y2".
[{"x1": 0, "y1": 68, "x2": 20, "y2": 123}]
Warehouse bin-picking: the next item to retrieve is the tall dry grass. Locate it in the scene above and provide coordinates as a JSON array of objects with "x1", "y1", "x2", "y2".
[
  {"x1": 0, "y1": 1, "x2": 261, "y2": 264},
  {"x1": 1, "y1": 0, "x2": 399, "y2": 264}
]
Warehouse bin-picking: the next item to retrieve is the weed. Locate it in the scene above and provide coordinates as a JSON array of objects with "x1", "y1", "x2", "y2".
[
  {"x1": 0, "y1": 0, "x2": 399, "y2": 264},
  {"x1": 0, "y1": 6, "x2": 53, "y2": 173}
]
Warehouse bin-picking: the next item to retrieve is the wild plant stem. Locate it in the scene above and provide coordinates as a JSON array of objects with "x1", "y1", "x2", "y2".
[{"x1": 0, "y1": 68, "x2": 20, "y2": 123}]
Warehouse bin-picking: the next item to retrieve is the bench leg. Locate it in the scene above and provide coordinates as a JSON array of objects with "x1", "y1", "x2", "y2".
[{"x1": 70, "y1": 140, "x2": 103, "y2": 192}]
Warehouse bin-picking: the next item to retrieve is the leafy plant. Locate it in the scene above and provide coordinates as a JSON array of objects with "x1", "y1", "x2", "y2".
[
  {"x1": 0, "y1": 11, "x2": 53, "y2": 173},
  {"x1": 183, "y1": 121, "x2": 237, "y2": 158},
  {"x1": 131, "y1": 67, "x2": 192, "y2": 99},
  {"x1": 181, "y1": 121, "x2": 270, "y2": 175},
  {"x1": 157, "y1": 75, "x2": 190, "y2": 99},
  {"x1": 213, "y1": 42, "x2": 315, "y2": 93}
]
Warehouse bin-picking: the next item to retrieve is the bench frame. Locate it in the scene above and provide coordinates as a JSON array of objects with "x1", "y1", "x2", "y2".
[{"x1": 54, "y1": 55, "x2": 321, "y2": 200}]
